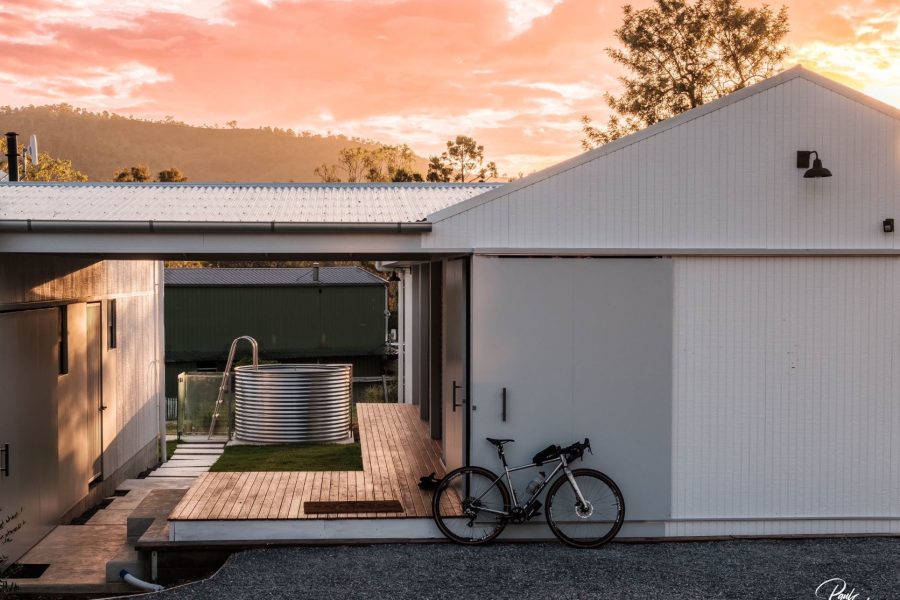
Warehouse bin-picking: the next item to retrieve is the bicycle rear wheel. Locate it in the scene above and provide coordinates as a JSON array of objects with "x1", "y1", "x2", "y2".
[
  {"x1": 432, "y1": 466, "x2": 510, "y2": 545},
  {"x1": 545, "y1": 468, "x2": 624, "y2": 548}
]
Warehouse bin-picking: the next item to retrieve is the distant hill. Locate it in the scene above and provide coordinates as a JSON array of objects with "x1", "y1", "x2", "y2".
[{"x1": 0, "y1": 105, "x2": 426, "y2": 182}]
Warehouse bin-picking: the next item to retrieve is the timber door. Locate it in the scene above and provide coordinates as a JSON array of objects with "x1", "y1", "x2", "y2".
[
  {"x1": 441, "y1": 258, "x2": 468, "y2": 471},
  {"x1": 86, "y1": 302, "x2": 103, "y2": 482},
  {"x1": 0, "y1": 309, "x2": 60, "y2": 564}
]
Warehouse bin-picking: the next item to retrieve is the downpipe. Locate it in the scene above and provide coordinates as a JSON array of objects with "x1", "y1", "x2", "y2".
[{"x1": 120, "y1": 569, "x2": 164, "y2": 592}]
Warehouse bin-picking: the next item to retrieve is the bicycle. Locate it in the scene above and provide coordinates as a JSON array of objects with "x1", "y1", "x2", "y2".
[{"x1": 431, "y1": 437, "x2": 625, "y2": 548}]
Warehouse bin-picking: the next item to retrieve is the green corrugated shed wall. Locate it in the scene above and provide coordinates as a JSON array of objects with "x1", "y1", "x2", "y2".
[{"x1": 165, "y1": 285, "x2": 386, "y2": 360}]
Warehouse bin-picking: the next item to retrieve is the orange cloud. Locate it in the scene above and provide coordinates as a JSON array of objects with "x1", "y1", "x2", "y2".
[{"x1": 0, "y1": 0, "x2": 896, "y2": 174}]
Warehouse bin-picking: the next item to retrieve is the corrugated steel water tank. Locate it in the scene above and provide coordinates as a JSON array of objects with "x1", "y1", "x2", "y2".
[{"x1": 234, "y1": 364, "x2": 352, "y2": 443}]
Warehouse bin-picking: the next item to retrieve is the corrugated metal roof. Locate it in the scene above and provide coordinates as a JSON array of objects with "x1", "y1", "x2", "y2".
[
  {"x1": 0, "y1": 182, "x2": 501, "y2": 223},
  {"x1": 165, "y1": 267, "x2": 386, "y2": 286}
]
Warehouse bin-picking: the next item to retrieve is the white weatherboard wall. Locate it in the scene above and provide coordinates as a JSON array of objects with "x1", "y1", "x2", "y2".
[
  {"x1": 669, "y1": 257, "x2": 900, "y2": 536},
  {"x1": 424, "y1": 68, "x2": 900, "y2": 251}
]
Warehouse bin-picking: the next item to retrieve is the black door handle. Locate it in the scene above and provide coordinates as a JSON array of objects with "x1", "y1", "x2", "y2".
[
  {"x1": 452, "y1": 380, "x2": 463, "y2": 412},
  {"x1": 1, "y1": 443, "x2": 9, "y2": 477},
  {"x1": 502, "y1": 388, "x2": 507, "y2": 422}
]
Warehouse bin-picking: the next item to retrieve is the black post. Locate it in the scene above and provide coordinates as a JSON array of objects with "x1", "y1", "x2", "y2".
[{"x1": 5, "y1": 131, "x2": 19, "y2": 182}]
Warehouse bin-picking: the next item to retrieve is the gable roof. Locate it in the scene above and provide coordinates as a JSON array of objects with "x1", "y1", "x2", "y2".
[
  {"x1": 0, "y1": 182, "x2": 501, "y2": 225},
  {"x1": 427, "y1": 65, "x2": 900, "y2": 223},
  {"x1": 165, "y1": 266, "x2": 386, "y2": 286}
]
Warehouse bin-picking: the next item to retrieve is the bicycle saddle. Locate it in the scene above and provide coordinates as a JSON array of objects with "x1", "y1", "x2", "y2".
[{"x1": 486, "y1": 437, "x2": 514, "y2": 447}]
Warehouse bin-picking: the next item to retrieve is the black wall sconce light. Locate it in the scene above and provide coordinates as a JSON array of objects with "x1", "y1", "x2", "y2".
[
  {"x1": 883, "y1": 218, "x2": 894, "y2": 233},
  {"x1": 797, "y1": 150, "x2": 832, "y2": 178}
]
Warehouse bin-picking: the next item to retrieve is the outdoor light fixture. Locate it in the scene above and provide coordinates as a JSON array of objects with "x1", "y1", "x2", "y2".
[
  {"x1": 884, "y1": 218, "x2": 894, "y2": 233},
  {"x1": 388, "y1": 271, "x2": 401, "y2": 282},
  {"x1": 796, "y1": 150, "x2": 833, "y2": 178}
]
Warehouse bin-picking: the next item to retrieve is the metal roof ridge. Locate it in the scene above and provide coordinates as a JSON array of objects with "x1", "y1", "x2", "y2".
[{"x1": 0, "y1": 181, "x2": 504, "y2": 189}]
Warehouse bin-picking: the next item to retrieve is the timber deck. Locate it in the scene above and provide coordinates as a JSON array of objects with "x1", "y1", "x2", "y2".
[{"x1": 169, "y1": 403, "x2": 454, "y2": 522}]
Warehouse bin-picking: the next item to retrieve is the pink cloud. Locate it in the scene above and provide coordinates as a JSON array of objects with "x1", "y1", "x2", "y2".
[{"x1": 1, "y1": 0, "x2": 897, "y2": 174}]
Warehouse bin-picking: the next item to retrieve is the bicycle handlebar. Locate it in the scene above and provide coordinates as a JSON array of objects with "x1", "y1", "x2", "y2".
[{"x1": 561, "y1": 438, "x2": 592, "y2": 462}]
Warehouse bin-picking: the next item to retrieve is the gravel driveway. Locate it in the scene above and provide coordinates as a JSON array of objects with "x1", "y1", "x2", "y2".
[{"x1": 155, "y1": 538, "x2": 899, "y2": 599}]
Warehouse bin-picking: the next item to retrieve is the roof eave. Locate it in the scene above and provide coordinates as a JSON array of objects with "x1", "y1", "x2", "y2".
[{"x1": 0, "y1": 220, "x2": 433, "y2": 234}]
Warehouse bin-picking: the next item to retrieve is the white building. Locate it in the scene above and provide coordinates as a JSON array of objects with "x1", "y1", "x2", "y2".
[{"x1": 1, "y1": 66, "x2": 898, "y2": 543}]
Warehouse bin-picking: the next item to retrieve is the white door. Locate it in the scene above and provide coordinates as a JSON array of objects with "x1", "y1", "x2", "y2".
[
  {"x1": 469, "y1": 257, "x2": 674, "y2": 521},
  {"x1": 441, "y1": 258, "x2": 467, "y2": 471}
]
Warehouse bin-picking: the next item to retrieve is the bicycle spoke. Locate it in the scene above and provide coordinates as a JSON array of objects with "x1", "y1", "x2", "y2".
[
  {"x1": 546, "y1": 470, "x2": 624, "y2": 548},
  {"x1": 432, "y1": 467, "x2": 510, "y2": 545}
]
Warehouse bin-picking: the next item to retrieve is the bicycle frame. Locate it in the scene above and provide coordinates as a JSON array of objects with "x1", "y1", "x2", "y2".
[{"x1": 466, "y1": 447, "x2": 589, "y2": 518}]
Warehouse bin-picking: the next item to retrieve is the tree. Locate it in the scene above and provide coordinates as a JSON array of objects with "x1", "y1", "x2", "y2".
[
  {"x1": 0, "y1": 139, "x2": 88, "y2": 182},
  {"x1": 581, "y1": 0, "x2": 789, "y2": 149},
  {"x1": 157, "y1": 167, "x2": 188, "y2": 182},
  {"x1": 313, "y1": 163, "x2": 342, "y2": 183},
  {"x1": 113, "y1": 165, "x2": 153, "y2": 182},
  {"x1": 226, "y1": 120, "x2": 238, "y2": 129},
  {"x1": 391, "y1": 168, "x2": 424, "y2": 182},
  {"x1": 427, "y1": 136, "x2": 498, "y2": 182},
  {"x1": 364, "y1": 145, "x2": 420, "y2": 182},
  {"x1": 338, "y1": 147, "x2": 369, "y2": 182},
  {"x1": 313, "y1": 144, "x2": 424, "y2": 183}
]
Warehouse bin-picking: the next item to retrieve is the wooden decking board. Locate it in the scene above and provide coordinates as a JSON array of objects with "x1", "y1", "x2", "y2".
[
  {"x1": 385, "y1": 407, "x2": 426, "y2": 518},
  {"x1": 169, "y1": 403, "x2": 446, "y2": 521},
  {"x1": 305, "y1": 500, "x2": 404, "y2": 514},
  {"x1": 199, "y1": 472, "x2": 234, "y2": 520},
  {"x1": 229, "y1": 471, "x2": 261, "y2": 520}
]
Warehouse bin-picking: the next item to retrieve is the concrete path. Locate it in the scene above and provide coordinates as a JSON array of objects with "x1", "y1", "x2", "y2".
[
  {"x1": 150, "y1": 441, "x2": 226, "y2": 478},
  {"x1": 6, "y1": 443, "x2": 218, "y2": 594},
  {"x1": 7, "y1": 476, "x2": 195, "y2": 594}
]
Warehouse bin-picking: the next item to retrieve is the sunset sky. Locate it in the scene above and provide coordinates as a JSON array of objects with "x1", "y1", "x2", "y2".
[{"x1": 1, "y1": 0, "x2": 897, "y2": 174}]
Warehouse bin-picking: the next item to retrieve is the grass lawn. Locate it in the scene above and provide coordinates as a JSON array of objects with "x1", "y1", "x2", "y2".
[
  {"x1": 209, "y1": 443, "x2": 363, "y2": 472},
  {"x1": 166, "y1": 439, "x2": 178, "y2": 460}
]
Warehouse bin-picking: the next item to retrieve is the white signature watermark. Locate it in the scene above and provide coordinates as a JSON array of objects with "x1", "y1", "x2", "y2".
[{"x1": 815, "y1": 578, "x2": 873, "y2": 600}]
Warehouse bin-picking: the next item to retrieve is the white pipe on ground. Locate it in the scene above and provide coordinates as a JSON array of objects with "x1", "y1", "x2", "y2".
[{"x1": 120, "y1": 569, "x2": 164, "y2": 592}]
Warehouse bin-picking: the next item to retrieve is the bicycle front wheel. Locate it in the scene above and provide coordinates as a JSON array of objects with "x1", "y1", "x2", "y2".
[
  {"x1": 432, "y1": 466, "x2": 510, "y2": 545},
  {"x1": 545, "y1": 468, "x2": 624, "y2": 548}
]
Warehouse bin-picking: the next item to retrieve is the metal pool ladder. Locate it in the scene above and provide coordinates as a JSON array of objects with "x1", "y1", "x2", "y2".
[{"x1": 208, "y1": 336, "x2": 259, "y2": 439}]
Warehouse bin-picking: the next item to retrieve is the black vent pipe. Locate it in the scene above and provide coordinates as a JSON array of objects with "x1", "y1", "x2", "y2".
[{"x1": 5, "y1": 132, "x2": 18, "y2": 182}]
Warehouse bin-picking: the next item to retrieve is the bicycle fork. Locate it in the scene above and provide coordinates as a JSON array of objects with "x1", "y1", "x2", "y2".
[{"x1": 561, "y1": 456, "x2": 590, "y2": 509}]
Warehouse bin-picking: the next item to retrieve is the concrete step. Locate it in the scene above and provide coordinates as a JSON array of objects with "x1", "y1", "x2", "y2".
[
  {"x1": 172, "y1": 448, "x2": 223, "y2": 455},
  {"x1": 105, "y1": 545, "x2": 144, "y2": 583},
  {"x1": 165, "y1": 458, "x2": 219, "y2": 467},
  {"x1": 127, "y1": 489, "x2": 189, "y2": 542},
  {"x1": 85, "y1": 508, "x2": 132, "y2": 526},
  {"x1": 148, "y1": 467, "x2": 208, "y2": 477},
  {"x1": 175, "y1": 443, "x2": 226, "y2": 448}
]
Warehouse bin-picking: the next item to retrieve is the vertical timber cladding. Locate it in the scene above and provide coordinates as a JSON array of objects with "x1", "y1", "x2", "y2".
[
  {"x1": 469, "y1": 256, "x2": 674, "y2": 523},
  {"x1": 0, "y1": 309, "x2": 59, "y2": 565},
  {"x1": 670, "y1": 257, "x2": 900, "y2": 536}
]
